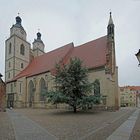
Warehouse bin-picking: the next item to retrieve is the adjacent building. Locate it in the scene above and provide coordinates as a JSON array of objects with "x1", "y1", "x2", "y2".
[
  {"x1": 120, "y1": 86, "x2": 140, "y2": 107},
  {"x1": 0, "y1": 73, "x2": 6, "y2": 111},
  {"x1": 5, "y1": 13, "x2": 119, "y2": 110}
]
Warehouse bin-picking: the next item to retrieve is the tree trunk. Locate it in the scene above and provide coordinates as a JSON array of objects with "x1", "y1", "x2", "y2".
[{"x1": 74, "y1": 106, "x2": 77, "y2": 113}]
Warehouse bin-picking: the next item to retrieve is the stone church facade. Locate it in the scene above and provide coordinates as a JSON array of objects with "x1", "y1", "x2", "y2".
[{"x1": 5, "y1": 13, "x2": 119, "y2": 110}]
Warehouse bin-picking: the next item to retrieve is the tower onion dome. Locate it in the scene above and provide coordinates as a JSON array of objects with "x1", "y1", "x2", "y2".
[
  {"x1": 33, "y1": 32, "x2": 43, "y2": 43},
  {"x1": 37, "y1": 32, "x2": 41, "y2": 40},
  {"x1": 16, "y1": 16, "x2": 22, "y2": 25}
]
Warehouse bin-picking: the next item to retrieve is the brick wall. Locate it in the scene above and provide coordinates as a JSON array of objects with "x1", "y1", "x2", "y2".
[{"x1": 0, "y1": 78, "x2": 6, "y2": 111}]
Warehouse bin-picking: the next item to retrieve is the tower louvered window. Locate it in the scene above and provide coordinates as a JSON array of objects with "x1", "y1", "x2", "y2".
[
  {"x1": 9, "y1": 43, "x2": 12, "y2": 54},
  {"x1": 20, "y1": 44, "x2": 25, "y2": 55}
]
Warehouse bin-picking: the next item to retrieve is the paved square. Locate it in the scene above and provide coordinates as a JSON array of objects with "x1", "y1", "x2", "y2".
[{"x1": 14, "y1": 107, "x2": 135, "y2": 140}]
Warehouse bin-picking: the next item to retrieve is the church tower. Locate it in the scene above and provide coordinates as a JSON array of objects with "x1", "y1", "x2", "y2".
[
  {"x1": 5, "y1": 16, "x2": 31, "y2": 82},
  {"x1": 106, "y1": 12, "x2": 116, "y2": 75},
  {"x1": 32, "y1": 32, "x2": 45, "y2": 57}
]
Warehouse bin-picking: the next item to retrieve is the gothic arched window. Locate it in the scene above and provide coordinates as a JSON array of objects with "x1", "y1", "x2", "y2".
[
  {"x1": 9, "y1": 43, "x2": 12, "y2": 54},
  {"x1": 93, "y1": 79, "x2": 100, "y2": 96},
  {"x1": 28, "y1": 80, "x2": 35, "y2": 107},
  {"x1": 20, "y1": 44, "x2": 25, "y2": 55},
  {"x1": 39, "y1": 78, "x2": 47, "y2": 101}
]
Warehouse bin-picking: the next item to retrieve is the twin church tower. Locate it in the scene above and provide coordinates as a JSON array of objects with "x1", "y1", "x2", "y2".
[{"x1": 5, "y1": 16, "x2": 45, "y2": 82}]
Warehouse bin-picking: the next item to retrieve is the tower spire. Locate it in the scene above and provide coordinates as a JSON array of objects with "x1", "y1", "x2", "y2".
[
  {"x1": 107, "y1": 12, "x2": 114, "y2": 38},
  {"x1": 108, "y1": 12, "x2": 114, "y2": 25}
]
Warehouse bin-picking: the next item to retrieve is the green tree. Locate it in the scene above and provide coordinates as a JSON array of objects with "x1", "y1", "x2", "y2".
[{"x1": 47, "y1": 58, "x2": 100, "y2": 113}]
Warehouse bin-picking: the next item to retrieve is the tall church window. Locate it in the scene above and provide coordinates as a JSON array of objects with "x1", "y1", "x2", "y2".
[
  {"x1": 28, "y1": 80, "x2": 35, "y2": 107},
  {"x1": 39, "y1": 78, "x2": 47, "y2": 101},
  {"x1": 20, "y1": 44, "x2": 25, "y2": 55},
  {"x1": 93, "y1": 79, "x2": 100, "y2": 96},
  {"x1": 93, "y1": 79, "x2": 101, "y2": 104},
  {"x1": 9, "y1": 43, "x2": 12, "y2": 54}
]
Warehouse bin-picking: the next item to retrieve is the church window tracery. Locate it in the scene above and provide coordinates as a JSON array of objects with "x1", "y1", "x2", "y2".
[
  {"x1": 93, "y1": 79, "x2": 100, "y2": 96},
  {"x1": 39, "y1": 78, "x2": 47, "y2": 101}
]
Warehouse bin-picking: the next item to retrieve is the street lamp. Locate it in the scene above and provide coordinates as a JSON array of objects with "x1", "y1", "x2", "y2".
[
  {"x1": 135, "y1": 49, "x2": 140, "y2": 66},
  {"x1": 0, "y1": 73, "x2": 3, "y2": 78}
]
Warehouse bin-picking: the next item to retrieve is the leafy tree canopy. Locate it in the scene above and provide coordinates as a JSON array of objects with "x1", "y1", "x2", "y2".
[{"x1": 47, "y1": 58, "x2": 101, "y2": 113}]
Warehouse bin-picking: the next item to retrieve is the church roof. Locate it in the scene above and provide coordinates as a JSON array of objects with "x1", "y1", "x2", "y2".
[
  {"x1": 130, "y1": 86, "x2": 140, "y2": 91},
  {"x1": 11, "y1": 35, "x2": 107, "y2": 81},
  {"x1": 70, "y1": 36, "x2": 107, "y2": 68}
]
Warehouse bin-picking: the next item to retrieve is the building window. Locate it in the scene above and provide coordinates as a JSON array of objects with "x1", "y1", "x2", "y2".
[
  {"x1": 93, "y1": 79, "x2": 100, "y2": 104},
  {"x1": 21, "y1": 63, "x2": 23, "y2": 68},
  {"x1": 11, "y1": 84, "x2": 13, "y2": 93},
  {"x1": 93, "y1": 79, "x2": 100, "y2": 96},
  {"x1": 20, "y1": 83, "x2": 22, "y2": 93},
  {"x1": 9, "y1": 43, "x2": 12, "y2": 54},
  {"x1": 8, "y1": 72, "x2": 10, "y2": 79},
  {"x1": 39, "y1": 78, "x2": 47, "y2": 101},
  {"x1": 20, "y1": 44, "x2": 25, "y2": 55},
  {"x1": 9, "y1": 62, "x2": 11, "y2": 68}
]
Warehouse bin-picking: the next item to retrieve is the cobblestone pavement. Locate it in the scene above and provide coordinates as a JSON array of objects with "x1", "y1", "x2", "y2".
[
  {"x1": 0, "y1": 111, "x2": 15, "y2": 140},
  {"x1": 7, "y1": 109, "x2": 58, "y2": 140},
  {"x1": 129, "y1": 108, "x2": 140, "y2": 140},
  {"x1": 14, "y1": 107, "x2": 136, "y2": 140}
]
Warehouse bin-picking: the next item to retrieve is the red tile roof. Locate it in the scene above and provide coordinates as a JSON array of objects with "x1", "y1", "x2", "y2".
[
  {"x1": 10, "y1": 35, "x2": 108, "y2": 82},
  {"x1": 13, "y1": 43, "x2": 74, "y2": 80},
  {"x1": 71, "y1": 36, "x2": 107, "y2": 68},
  {"x1": 120, "y1": 86, "x2": 140, "y2": 91},
  {"x1": 130, "y1": 86, "x2": 140, "y2": 91}
]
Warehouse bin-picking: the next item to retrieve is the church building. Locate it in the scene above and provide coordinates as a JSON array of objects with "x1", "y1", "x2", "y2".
[{"x1": 5, "y1": 13, "x2": 119, "y2": 110}]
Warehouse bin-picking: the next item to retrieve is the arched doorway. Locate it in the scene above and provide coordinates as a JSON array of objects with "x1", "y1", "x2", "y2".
[{"x1": 28, "y1": 80, "x2": 35, "y2": 107}]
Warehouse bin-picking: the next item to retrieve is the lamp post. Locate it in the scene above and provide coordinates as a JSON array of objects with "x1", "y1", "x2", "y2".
[
  {"x1": 135, "y1": 49, "x2": 140, "y2": 66},
  {"x1": 0, "y1": 73, "x2": 2, "y2": 78}
]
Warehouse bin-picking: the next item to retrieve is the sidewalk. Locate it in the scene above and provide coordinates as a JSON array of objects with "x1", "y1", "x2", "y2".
[
  {"x1": 7, "y1": 109, "x2": 58, "y2": 140},
  {"x1": 106, "y1": 108, "x2": 140, "y2": 140},
  {"x1": 129, "y1": 108, "x2": 140, "y2": 140}
]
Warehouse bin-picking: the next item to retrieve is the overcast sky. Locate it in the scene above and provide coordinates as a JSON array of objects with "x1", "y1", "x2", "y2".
[{"x1": 0, "y1": 0, "x2": 140, "y2": 86}]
